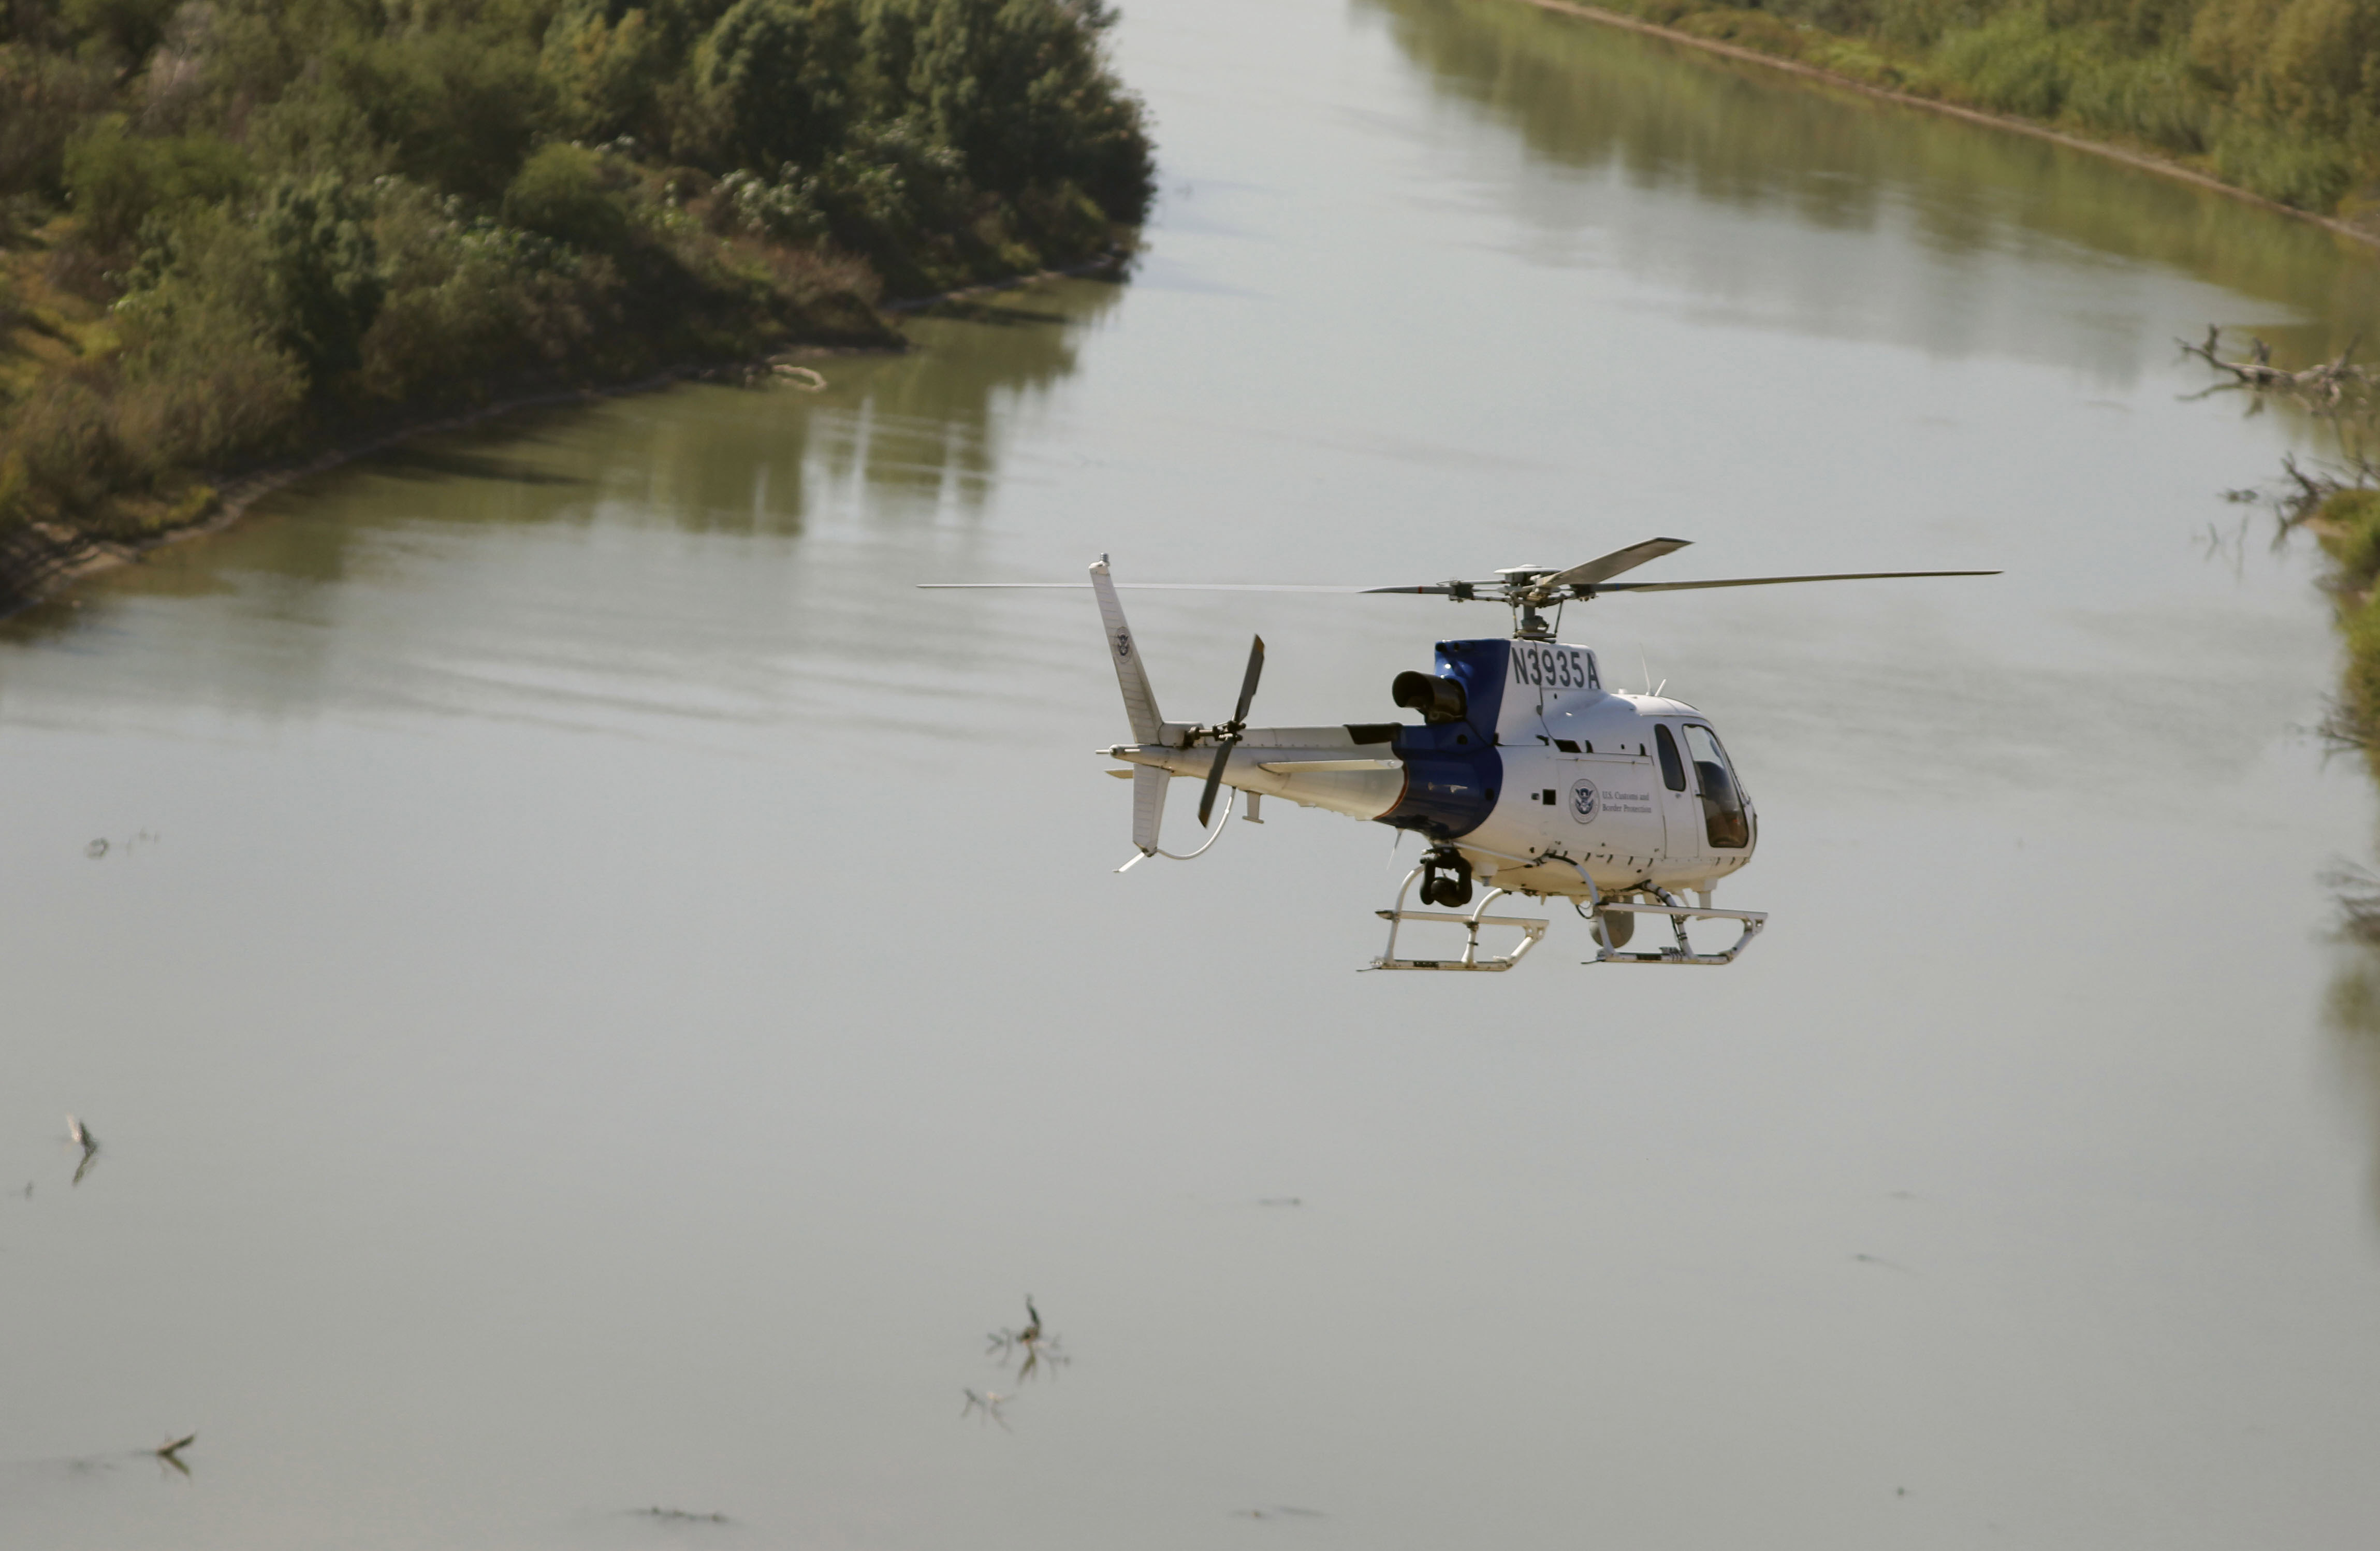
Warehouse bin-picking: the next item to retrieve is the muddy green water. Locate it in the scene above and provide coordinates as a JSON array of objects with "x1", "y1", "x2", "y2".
[{"x1": 8, "y1": 1, "x2": 2380, "y2": 1546}]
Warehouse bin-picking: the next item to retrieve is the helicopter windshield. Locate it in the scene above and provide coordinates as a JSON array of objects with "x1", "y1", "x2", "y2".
[{"x1": 1683, "y1": 723, "x2": 1749, "y2": 849}]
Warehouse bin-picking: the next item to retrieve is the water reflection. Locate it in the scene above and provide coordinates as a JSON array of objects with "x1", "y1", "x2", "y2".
[
  {"x1": 985, "y1": 1295, "x2": 1068, "y2": 1383},
  {"x1": 0, "y1": 1436, "x2": 198, "y2": 1483},
  {"x1": 1356, "y1": 0, "x2": 2380, "y2": 369},
  {"x1": 2325, "y1": 934, "x2": 2380, "y2": 1221},
  {"x1": 331, "y1": 278, "x2": 1122, "y2": 541},
  {"x1": 958, "y1": 1388, "x2": 1014, "y2": 1429},
  {"x1": 4, "y1": 274, "x2": 1120, "y2": 598},
  {"x1": 0, "y1": 277, "x2": 1124, "y2": 726}
]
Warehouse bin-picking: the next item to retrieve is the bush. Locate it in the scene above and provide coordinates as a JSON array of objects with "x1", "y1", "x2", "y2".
[
  {"x1": 99, "y1": 205, "x2": 309, "y2": 478},
  {"x1": 62, "y1": 0, "x2": 182, "y2": 64},
  {"x1": 504, "y1": 143, "x2": 633, "y2": 253},
  {"x1": 716, "y1": 164, "x2": 833, "y2": 242},
  {"x1": 2318, "y1": 487, "x2": 2380, "y2": 593},
  {"x1": 2211, "y1": 115, "x2": 2356, "y2": 207},
  {"x1": 113, "y1": 308, "x2": 308, "y2": 472},
  {"x1": 542, "y1": 4, "x2": 675, "y2": 144},
  {"x1": 1676, "y1": 9, "x2": 1815, "y2": 55},
  {"x1": 0, "y1": 45, "x2": 115, "y2": 197},
  {"x1": 63, "y1": 118, "x2": 251, "y2": 250},
  {"x1": 359, "y1": 214, "x2": 624, "y2": 405},
  {"x1": 325, "y1": 25, "x2": 546, "y2": 200},
  {"x1": 2057, "y1": 45, "x2": 2211, "y2": 152},
  {"x1": 1935, "y1": 8, "x2": 2078, "y2": 118},
  {"x1": 6, "y1": 370, "x2": 135, "y2": 517},
  {"x1": 258, "y1": 176, "x2": 386, "y2": 382}
]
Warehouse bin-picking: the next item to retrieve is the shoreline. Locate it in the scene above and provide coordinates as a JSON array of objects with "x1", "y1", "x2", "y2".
[
  {"x1": 1510, "y1": 0, "x2": 2380, "y2": 252},
  {"x1": 0, "y1": 250, "x2": 1130, "y2": 622}
]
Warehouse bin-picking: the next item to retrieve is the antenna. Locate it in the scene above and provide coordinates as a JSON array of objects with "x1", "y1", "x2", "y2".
[{"x1": 1638, "y1": 647, "x2": 1652, "y2": 696}]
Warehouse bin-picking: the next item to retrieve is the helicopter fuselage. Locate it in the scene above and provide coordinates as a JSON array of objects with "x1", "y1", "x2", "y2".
[{"x1": 1107, "y1": 636, "x2": 1757, "y2": 899}]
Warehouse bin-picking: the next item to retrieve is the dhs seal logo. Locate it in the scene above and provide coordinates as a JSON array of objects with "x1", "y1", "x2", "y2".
[{"x1": 1569, "y1": 779, "x2": 1598, "y2": 823}]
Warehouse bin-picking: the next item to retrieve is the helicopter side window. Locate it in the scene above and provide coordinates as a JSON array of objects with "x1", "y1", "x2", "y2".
[
  {"x1": 1683, "y1": 723, "x2": 1749, "y2": 849},
  {"x1": 1654, "y1": 724, "x2": 1686, "y2": 791}
]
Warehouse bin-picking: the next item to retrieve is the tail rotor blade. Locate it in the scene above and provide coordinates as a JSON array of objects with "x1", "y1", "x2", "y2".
[
  {"x1": 1200, "y1": 634, "x2": 1265, "y2": 827},
  {"x1": 1231, "y1": 635, "x2": 1265, "y2": 725},
  {"x1": 1197, "y1": 735, "x2": 1236, "y2": 828}
]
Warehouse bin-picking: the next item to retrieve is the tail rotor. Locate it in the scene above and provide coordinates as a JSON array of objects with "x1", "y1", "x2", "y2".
[{"x1": 1196, "y1": 635, "x2": 1265, "y2": 828}]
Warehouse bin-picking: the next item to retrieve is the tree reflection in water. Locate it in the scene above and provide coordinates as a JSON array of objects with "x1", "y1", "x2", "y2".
[
  {"x1": 2327, "y1": 867, "x2": 2380, "y2": 1220},
  {"x1": 0, "y1": 273, "x2": 1127, "y2": 729},
  {"x1": 1357, "y1": 0, "x2": 2380, "y2": 374},
  {"x1": 11, "y1": 272, "x2": 1122, "y2": 582}
]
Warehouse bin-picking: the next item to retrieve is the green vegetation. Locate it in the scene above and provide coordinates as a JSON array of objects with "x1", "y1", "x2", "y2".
[
  {"x1": 1526, "y1": 0, "x2": 2380, "y2": 220},
  {"x1": 2225, "y1": 378, "x2": 2380, "y2": 767},
  {"x1": 2295, "y1": 471, "x2": 2380, "y2": 759},
  {"x1": 0, "y1": 0, "x2": 1152, "y2": 554}
]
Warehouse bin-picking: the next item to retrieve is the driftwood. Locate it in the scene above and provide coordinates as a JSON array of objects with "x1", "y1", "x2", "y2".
[{"x1": 2180, "y1": 324, "x2": 2374, "y2": 405}]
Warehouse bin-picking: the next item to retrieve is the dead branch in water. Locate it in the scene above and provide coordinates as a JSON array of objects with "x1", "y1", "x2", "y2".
[{"x1": 2180, "y1": 324, "x2": 2374, "y2": 407}]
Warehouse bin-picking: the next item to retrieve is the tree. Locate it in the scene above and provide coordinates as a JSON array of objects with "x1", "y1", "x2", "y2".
[
  {"x1": 259, "y1": 176, "x2": 385, "y2": 382},
  {"x1": 683, "y1": 0, "x2": 863, "y2": 170}
]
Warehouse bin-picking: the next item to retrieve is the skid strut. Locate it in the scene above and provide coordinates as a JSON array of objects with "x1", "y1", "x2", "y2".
[
  {"x1": 1583, "y1": 883, "x2": 1765, "y2": 966},
  {"x1": 1368, "y1": 866, "x2": 1547, "y2": 972}
]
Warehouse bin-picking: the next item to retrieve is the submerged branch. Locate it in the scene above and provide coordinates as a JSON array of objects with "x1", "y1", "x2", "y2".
[{"x1": 2180, "y1": 325, "x2": 2374, "y2": 410}]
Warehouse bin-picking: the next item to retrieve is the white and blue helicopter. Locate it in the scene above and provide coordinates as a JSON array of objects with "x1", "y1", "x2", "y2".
[{"x1": 927, "y1": 540, "x2": 1993, "y2": 972}]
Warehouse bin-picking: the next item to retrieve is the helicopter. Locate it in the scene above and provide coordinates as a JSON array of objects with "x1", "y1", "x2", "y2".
[{"x1": 925, "y1": 539, "x2": 1995, "y2": 971}]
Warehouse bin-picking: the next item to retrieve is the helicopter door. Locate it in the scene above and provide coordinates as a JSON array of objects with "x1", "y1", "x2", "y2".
[
  {"x1": 1559, "y1": 748, "x2": 1666, "y2": 874},
  {"x1": 1651, "y1": 722, "x2": 1698, "y2": 860}
]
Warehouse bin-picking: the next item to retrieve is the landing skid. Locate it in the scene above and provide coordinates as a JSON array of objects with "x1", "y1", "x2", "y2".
[
  {"x1": 1368, "y1": 867, "x2": 1546, "y2": 972},
  {"x1": 1365, "y1": 864, "x2": 1766, "y2": 971},
  {"x1": 1588, "y1": 892, "x2": 1766, "y2": 966}
]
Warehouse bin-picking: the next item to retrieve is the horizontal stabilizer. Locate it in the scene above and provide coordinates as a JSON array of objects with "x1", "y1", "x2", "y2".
[{"x1": 1258, "y1": 758, "x2": 1403, "y2": 772}]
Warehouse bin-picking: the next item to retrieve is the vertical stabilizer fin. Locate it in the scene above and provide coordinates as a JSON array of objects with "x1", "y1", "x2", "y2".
[
  {"x1": 1090, "y1": 556, "x2": 1164, "y2": 744},
  {"x1": 1131, "y1": 765, "x2": 1167, "y2": 860}
]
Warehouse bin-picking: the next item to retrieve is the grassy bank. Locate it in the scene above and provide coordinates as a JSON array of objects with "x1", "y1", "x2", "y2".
[
  {"x1": 2285, "y1": 459, "x2": 2380, "y2": 760},
  {"x1": 2213, "y1": 351, "x2": 2380, "y2": 766},
  {"x1": 0, "y1": 0, "x2": 1152, "y2": 587},
  {"x1": 1502, "y1": 0, "x2": 2380, "y2": 227}
]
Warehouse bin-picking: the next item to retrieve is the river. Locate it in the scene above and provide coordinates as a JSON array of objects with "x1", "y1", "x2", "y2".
[{"x1": 6, "y1": 1, "x2": 2379, "y2": 1546}]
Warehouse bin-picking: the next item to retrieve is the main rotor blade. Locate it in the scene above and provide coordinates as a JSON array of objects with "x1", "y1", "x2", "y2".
[
  {"x1": 1540, "y1": 538, "x2": 1692, "y2": 591},
  {"x1": 1196, "y1": 734, "x2": 1237, "y2": 828},
  {"x1": 921, "y1": 567, "x2": 2001, "y2": 596},
  {"x1": 917, "y1": 583, "x2": 1394, "y2": 592},
  {"x1": 1231, "y1": 635, "x2": 1266, "y2": 726},
  {"x1": 1590, "y1": 570, "x2": 2001, "y2": 593}
]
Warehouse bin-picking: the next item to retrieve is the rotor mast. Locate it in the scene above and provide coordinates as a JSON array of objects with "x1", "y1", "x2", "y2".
[{"x1": 1495, "y1": 567, "x2": 1561, "y2": 640}]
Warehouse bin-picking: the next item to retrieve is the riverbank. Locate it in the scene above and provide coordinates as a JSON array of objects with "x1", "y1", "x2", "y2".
[
  {"x1": 2267, "y1": 448, "x2": 2380, "y2": 764},
  {"x1": 1501, "y1": 0, "x2": 2380, "y2": 248},
  {"x1": 0, "y1": 0, "x2": 1155, "y2": 613},
  {"x1": 0, "y1": 247, "x2": 1131, "y2": 620}
]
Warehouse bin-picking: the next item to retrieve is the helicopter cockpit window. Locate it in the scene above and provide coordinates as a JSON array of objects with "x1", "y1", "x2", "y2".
[
  {"x1": 1683, "y1": 723, "x2": 1749, "y2": 849},
  {"x1": 1654, "y1": 724, "x2": 1686, "y2": 791}
]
